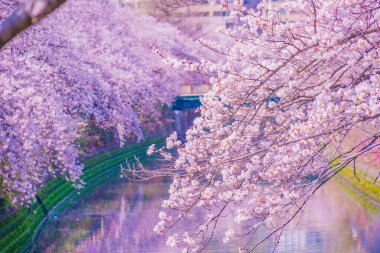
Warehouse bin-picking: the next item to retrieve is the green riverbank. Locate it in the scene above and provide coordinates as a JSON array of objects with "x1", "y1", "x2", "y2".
[
  {"x1": 0, "y1": 138, "x2": 164, "y2": 253},
  {"x1": 336, "y1": 166, "x2": 380, "y2": 213}
]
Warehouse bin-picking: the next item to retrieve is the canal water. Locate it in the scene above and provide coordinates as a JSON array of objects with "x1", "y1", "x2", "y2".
[{"x1": 35, "y1": 178, "x2": 380, "y2": 253}]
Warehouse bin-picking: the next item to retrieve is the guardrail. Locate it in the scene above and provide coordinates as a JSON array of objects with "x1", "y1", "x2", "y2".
[{"x1": 0, "y1": 138, "x2": 164, "y2": 253}]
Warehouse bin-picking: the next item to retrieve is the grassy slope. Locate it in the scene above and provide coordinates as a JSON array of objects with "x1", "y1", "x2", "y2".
[
  {"x1": 336, "y1": 166, "x2": 380, "y2": 213},
  {"x1": 337, "y1": 167, "x2": 380, "y2": 202},
  {"x1": 0, "y1": 138, "x2": 164, "y2": 253}
]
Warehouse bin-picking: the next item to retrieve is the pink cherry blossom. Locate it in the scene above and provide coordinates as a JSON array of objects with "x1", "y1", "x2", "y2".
[
  {"x1": 146, "y1": 0, "x2": 380, "y2": 251},
  {"x1": 0, "y1": 0, "x2": 200, "y2": 204}
]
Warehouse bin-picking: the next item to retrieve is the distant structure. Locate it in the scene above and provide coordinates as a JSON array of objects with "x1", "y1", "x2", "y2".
[
  {"x1": 171, "y1": 84, "x2": 211, "y2": 137},
  {"x1": 172, "y1": 84, "x2": 211, "y2": 110},
  {"x1": 118, "y1": 0, "x2": 262, "y2": 38},
  {"x1": 265, "y1": 0, "x2": 300, "y2": 21},
  {"x1": 117, "y1": 0, "x2": 297, "y2": 37}
]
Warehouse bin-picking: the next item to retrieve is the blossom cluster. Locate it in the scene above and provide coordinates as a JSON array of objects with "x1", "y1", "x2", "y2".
[
  {"x1": 152, "y1": 0, "x2": 380, "y2": 251},
  {"x1": 0, "y1": 0, "x2": 199, "y2": 203}
]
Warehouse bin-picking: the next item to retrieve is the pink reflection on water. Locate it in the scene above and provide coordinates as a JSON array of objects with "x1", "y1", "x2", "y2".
[{"x1": 39, "y1": 178, "x2": 380, "y2": 253}]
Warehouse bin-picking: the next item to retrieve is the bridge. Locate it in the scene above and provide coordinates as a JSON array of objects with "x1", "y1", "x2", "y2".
[
  {"x1": 172, "y1": 84, "x2": 211, "y2": 110},
  {"x1": 171, "y1": 84, "x2": 281, "y2": 137},
  {"x1": 172, "y1": 84, "x2": 211, "y2": 137}
]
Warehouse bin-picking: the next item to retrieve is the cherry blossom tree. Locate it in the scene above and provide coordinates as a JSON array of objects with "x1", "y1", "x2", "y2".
[
  {"x1": 140, "y1": 0, "x2": 380, "y2": 252},
  {"x1": 0, "y1": 0, "x2": 200, "y2": 204}
]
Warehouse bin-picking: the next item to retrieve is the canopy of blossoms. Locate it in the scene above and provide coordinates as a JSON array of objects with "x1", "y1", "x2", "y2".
[
  {"x1": 146, "y1": 0, "x2": 380, "y2": 252},
  {"x1": 0, "y1": 0, "x2": 199, "y2": 204}
]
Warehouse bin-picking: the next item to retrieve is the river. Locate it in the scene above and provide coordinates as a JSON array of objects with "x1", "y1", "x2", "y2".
[{"x1": 34, "y1": 178, "x2": 380, "y2": 253}]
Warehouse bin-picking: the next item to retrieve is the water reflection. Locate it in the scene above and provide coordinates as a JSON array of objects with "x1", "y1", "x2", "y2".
[{"x1": 35, "y1": 178, "x2": 380, "y2": 253}]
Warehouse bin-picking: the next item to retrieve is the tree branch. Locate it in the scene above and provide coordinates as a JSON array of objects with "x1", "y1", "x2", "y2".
[{"x1": 0, "y1": 0, "x2": 66, "y2": 49}]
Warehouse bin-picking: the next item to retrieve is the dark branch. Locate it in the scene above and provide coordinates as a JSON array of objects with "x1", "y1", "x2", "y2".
[{"x1": 0, "y1": 0, "x2": 66, "y2": 49}]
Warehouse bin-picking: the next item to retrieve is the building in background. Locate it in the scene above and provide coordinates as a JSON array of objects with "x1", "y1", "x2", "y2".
[
  {"x1": 118, "y1": 0, "x2": 262, "y2": 38},
  {"x1": 117, "y1": 0, "x2": 297, "y2": 38}
]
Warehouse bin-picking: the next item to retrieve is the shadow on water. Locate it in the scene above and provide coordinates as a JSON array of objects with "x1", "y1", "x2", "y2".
[{"x1": 34, "y1": 178, "x2": 380, "y2": 253}]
